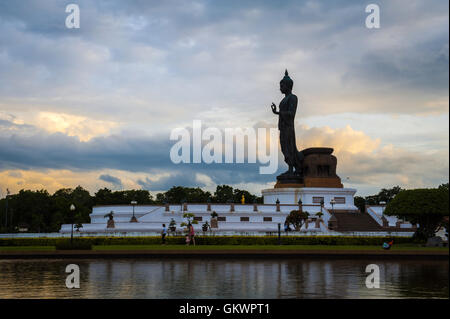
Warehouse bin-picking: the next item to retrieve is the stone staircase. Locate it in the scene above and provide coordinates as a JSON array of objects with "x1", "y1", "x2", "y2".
[{"x1": 330, "y1": 210, "x2": 384, "y2": 232}]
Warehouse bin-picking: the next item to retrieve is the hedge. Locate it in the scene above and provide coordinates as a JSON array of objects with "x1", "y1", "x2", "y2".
[
  {"x1": 55, "y1": 240, "x2": 92, "y2": 250},
  {"x1": 0, "y1": 236, "x2": 419, "y2": 247}
]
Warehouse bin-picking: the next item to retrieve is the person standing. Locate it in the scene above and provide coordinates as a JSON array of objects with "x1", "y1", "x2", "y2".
[{"x1": 161, "y1": 224, "x2": 167, "y2": 245}]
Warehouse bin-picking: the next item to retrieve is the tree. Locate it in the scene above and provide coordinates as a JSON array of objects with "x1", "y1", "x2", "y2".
[
  {"x1": 52, "y1": 186, "x2": 93, "y2": 231},
  {"x1": 155, "y1": 192, "x2": 166, "y2": 204},
  {"x1": 214, "y1": 185, "x2": 234, "y2": 203},
  {"x1": 121, "y1": 189, "x2": 155, "y2": 204},
  {"x1": 9, "y1": 189, "x2": 52, "y2": 232},
  {"x1": 163, "y1": 186, "x2": 212, "y2": 204},
  {"x1": 384, "y1": 187, "x2": 449, "y2": 240},
  {"x1": 212, "y1": 185, "x2": 262, "y2": 203},
  {"x1": 94, "y1": 188, "x2": 154, "y2": 205},
  {"x1": 94, "y1": 188, "x2": 114, "y2": 205},
  {"x1": 71, "y1": 186, "x2": 94, "y2": 224},
  {"x1": 232, "y1": 188, "x2": 262, "y2": 204},
  {"x1": 354, "y1": 196, "x2": 366, "y2": 213},
  {"x1": 377, "y1": 186, "x2": 403, "y2": 203},
  {"x1": 285, "y1": 210, "x2": 309, "y2": 231},
  {"x1": 365, "y1": 186, "x2": 403, "y2": 205}
]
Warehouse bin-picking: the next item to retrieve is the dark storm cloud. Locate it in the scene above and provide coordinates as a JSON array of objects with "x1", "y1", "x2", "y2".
[
  {"x1": 344, "y1": 37, "x2": 449, "y2": 92},
  {"x1": 99, "y1": 174, "x2": 123, "y2": 188},
  {"x1": 137, "y1": 172, "x2": 206, "y2": 191}
]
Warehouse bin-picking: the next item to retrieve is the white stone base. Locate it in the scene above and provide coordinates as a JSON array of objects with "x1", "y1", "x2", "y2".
[{"x1": 261, "y1": 187, "x2": 358, "y2": 211}]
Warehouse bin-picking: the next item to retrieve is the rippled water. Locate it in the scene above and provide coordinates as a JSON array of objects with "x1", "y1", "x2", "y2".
[{"x1": 0, "y1": 258, "x2": 448, "y2": 299}]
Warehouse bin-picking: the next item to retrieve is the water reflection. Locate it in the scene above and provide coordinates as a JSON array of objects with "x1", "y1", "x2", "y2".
[{"x1": 0, "y1": 258, "x2": 447, "y2": 299}]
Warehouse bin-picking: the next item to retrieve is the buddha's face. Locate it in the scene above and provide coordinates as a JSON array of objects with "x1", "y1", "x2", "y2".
[{"x1": 279, "y1": 81, "x2": 291, "y2": 94}]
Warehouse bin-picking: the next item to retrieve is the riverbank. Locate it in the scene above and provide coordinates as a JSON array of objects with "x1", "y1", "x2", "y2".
[{"x1": 0, "y1": 244, "x2": 448, "y2": 259}]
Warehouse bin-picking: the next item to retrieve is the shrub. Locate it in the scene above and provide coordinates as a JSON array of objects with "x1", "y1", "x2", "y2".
[
  {"x1": 286, "y1": 210, "x2": 309, "y2": 231},
  {"x1": 0, "y1": 235, "x2": 419, "y2": 247}
]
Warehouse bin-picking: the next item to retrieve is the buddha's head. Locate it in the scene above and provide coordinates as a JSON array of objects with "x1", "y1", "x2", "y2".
[{"x1": 279, "y1": 69, "x2": 293, "y2": 94}]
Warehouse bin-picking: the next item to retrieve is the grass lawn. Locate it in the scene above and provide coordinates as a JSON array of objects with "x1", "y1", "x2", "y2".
[
  {"x1": 0, "y1": 246, "x2": 56, "y2": 251},
  {"x1": 92, "y1": 244, "x2": 447, "y2": 251},
  {"x1": 0, "y1": 244, "x2": 447, "y2": 252}
]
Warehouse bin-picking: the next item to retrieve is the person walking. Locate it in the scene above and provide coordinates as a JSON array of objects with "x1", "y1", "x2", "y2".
[
  {"x1": 189, "y1": 223, "x2": 196, "y2": 246},
  {"x1": 161, "y1": 223, "x2": 167, "y2": 245}
]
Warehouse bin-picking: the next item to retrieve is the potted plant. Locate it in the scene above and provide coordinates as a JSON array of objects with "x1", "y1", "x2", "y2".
[
  {"x1": 210, "y1": 211, "x2": 218, "y2": 228},
  {"x1": 104, "y1": 211, "x2": 115, "y2": 229},
  {"x1": 202, "y1": 221, "x2": 210, "y2": 232},
  {"x1": 169, "y1": 218, "x2": 177, "y2": 232}
]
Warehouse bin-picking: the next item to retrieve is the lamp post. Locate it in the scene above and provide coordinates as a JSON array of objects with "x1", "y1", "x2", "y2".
[
  {"x1": 130, "y1": 200, "x2": 138, "y2": 222},
  {"x1": 180, "y1": 199, "x2": 185, "y2": 212},
  {"x1": 330, "y1": 199, "x2": 336, "y2": 214},
  {"x1": 4, "y1": 189, "x2": 10, "y2": 231},
  {"x1": 69, "y1": 204, "x2": 75, "y2": 245},
  {"x1": 277, "y1": 223, "x2": 281, "y2": 245}
]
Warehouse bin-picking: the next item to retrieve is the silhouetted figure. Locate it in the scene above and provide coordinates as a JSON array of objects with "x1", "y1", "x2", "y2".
[{"x1": 271, "y1": 70, "x2": 303, "y2": 177}]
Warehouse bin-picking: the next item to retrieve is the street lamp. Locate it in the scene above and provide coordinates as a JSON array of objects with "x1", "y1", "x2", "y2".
[
  {"x1": 4, "y1": 188, "x2": 10, "y2": 231},
  {"x1": 330, "y1": 198, "x2": 336, "y2": 214},
  {"x1": 130, "y1": 200, "x2": 138, "y2": 222},
  {"x1": 69, "y1": 204, "x2": 75, "y2": 245}
]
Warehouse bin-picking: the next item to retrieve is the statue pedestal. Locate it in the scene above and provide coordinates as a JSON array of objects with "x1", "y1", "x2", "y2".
[
  {"x1": 275, "y1": 148, "x2": 343, "y2": 188},
  {"x1": 275, "y1": 177, "x2": 343, "y2": 188},
  {"x1": 275, "y1": 174, "x2": 303, "y2": 188}
]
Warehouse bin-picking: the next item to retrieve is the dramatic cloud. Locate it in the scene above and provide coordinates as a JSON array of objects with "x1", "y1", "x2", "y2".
[
  {"x1": 0, "y1": 116, "x2": 447, "y2": 196},
  {"x1": 0, "y1": 0, "x2": 448, "y2": 196}
]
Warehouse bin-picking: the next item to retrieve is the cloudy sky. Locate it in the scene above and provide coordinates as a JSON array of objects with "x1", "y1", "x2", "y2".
[{"x1": 0, "y1": 0, "x2": 448, "y2": 197}]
